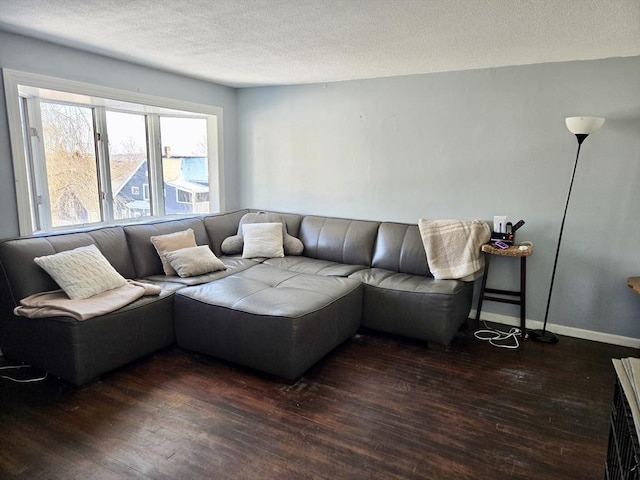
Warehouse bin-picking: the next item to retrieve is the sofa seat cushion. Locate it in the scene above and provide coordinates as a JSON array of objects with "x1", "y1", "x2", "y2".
[
  {"x1": 143, "y1": 257, "x2": 260, "y2": 287},
  {"x1": 263, "y1": 256, "x2": 368, "y2": 277},
  {"x1": 173, "y1": 264, "x2": 362, "y2": 380},
  {"x1": 349, "y1": 268, "x2": 473, "y2": 345},
  {"x1": 349, "y1": 268, "x2": 465, "y2": 295},
  {"x1": 177, "y1": 264, "x2": 360, "y2": 317}
]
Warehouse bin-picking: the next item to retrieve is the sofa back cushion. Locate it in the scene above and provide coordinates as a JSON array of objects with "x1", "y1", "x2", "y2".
[
  {"x1": 124, "y1": 217, "x2": 209, "y2": 278},
  {"x1": 203, "y1": 209, "x2": 250, "y2": 256},
  {"x1": 0, "y1": 227, "x2": 135, "y2": 304},
  {"x1": 259, "y1": 211, "x2": 303, "y2": 238},
  {"x1": 372, "y1": 222, "x2": 431, "y2": 276},
  {"x1": 204, "y1": 210, "x2": 303, "y2": 257},
  {"x1": 299, "y1": 216, "x2": 379, "y2": 266}
]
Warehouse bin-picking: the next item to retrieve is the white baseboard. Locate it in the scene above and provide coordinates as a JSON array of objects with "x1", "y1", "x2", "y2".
[{"x1": 470, "y1": 310, "x2": 640, "y2": 349}]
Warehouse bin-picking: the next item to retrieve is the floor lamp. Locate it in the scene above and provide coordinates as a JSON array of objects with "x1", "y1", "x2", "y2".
[{"x1": 529, "y1": 116, "x2": 605, "y2": 344}]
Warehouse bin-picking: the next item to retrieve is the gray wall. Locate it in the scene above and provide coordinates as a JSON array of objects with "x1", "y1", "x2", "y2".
[
  {"x1": 0, "y1": 30, "x2": 240, "y2": 239},
  {"x1": 238, "y1": 57, "x2": 640, "y2": 340}
]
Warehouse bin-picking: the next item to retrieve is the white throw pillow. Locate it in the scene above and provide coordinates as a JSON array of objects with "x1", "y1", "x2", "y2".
[
  {"x1": 165, "y1": 246, "x2": 226, "y2": 277},
  {"x1": 242, "y1": 223, "x2": 285, "y2": 258},
  {"x1": 34, "y1": 244, "x2": 127, "y2": 300},
  {"x1": 150, "y1": 229, "x2": 197, "y2": 276}
]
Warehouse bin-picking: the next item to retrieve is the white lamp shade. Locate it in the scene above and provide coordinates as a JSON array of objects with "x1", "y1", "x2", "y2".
[{"x1": 565, "y1": 116, "x2": 605, "y2": 135}]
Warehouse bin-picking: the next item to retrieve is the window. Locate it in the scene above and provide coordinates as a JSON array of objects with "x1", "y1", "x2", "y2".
[
  {"x1": 160, "y1": 116, "x2": 210, "y2": 215},
  {"x1": 196, "y1": 192, "x2": 209, "y2": 203},
  {"x1": 106, "y1": 110, "x2": 149, "y2": 221},
  {"x1": 39, "y1": 102, "x2": 101, "y2": 227},
  {"x1": 176, "y1": 188, "x2": 192, "y2": 204},
  {"x1": 3, "y1": 69, "x2": 223, "y2": 235}
]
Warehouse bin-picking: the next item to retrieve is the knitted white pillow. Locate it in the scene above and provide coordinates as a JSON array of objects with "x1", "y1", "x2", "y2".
[{"x1": 34, "y1": 244, "x2": 127, "y2": 300}]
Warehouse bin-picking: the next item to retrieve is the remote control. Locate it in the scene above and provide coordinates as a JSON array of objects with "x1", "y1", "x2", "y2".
[{"x1": 512, "y1": 220, "x2": 525, "y2": 232}]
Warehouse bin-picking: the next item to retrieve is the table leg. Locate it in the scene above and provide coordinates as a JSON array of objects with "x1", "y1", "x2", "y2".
[
  {"x1": 520, "y1": 256, "x2": 527, "y2": 339},
  {"x1": 475, "y1": 253, "x2": 491, "y2": 325}
]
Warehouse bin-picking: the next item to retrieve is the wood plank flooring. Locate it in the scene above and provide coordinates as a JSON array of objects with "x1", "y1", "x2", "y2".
[{"x1": 0, "y1": 322, "x2": 637, "y2": 480}]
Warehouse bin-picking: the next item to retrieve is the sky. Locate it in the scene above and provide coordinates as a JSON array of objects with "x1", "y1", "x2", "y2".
[{"x1": 106, "y1": 111, "x2": 207, "y2": 157}]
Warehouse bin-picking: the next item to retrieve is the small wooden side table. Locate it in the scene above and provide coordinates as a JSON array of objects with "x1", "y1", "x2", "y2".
[{"x1": 475, "y1": 244, "x2": 533, "y2": 340}]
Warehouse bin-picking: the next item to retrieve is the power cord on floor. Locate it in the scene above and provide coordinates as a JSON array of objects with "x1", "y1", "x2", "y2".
[
  {"x1": 0, "y1": 365, "x2": 48, "y2": 383},
  {"x1": 474, "y1": 321, "x2": 521, "y2": 349}
]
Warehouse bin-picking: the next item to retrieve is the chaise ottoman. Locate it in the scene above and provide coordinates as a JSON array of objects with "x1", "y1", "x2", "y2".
[{"x1": 173, "y1": 264, "x2": 363, "y2": 380}]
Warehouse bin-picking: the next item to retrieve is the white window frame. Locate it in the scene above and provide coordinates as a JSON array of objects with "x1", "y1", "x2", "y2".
[{"x1": 2, "y1": 68, "x2": 225, "y2": 236}]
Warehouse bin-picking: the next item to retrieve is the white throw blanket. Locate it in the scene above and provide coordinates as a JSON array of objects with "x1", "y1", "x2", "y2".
[
  {"x1": 14, "y1": 281, "x2": 161, "y2": 321},
  {"x1": 418, "y1": 218, "x2": 491, "y2": 281}
]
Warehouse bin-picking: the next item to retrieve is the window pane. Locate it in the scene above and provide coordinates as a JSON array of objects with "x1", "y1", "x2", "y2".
[
  {"x1": 176, "y1": 189, "x2": 192, "y2": 204},
  {"x1": 106, "y1": 111, "x2": 150, "y2": 219},
  {"x1": 40, "y1": 102, "x2": 100, "y2": 227},
  {"x1": 160, "y1": 117, "x2": 210, "y2": 215}
]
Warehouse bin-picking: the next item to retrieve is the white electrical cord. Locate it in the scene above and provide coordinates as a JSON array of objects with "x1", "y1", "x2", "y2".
[
  {"x1": 0, "y1": 365, "x2": 48, "y2": 383},
  {"x1": 474, "y1": 321, "x2": 521, "y2": 349}
]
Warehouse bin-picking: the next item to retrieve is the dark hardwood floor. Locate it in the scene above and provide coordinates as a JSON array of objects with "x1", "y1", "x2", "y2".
[{"x1": 0, "y1": 321, "x2": 637, "y2": 480}]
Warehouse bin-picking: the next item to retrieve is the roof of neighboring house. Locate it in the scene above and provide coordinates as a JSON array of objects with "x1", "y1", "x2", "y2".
[
  {"x1": 166, "y1": 174, "x2": 209, "y2": 193},
  {"x1": 110, "y1": 154, "x2": 147, "y2": 196},
  {"x1": 180, "y1": 157, "x2": 208, "y2": 184}
]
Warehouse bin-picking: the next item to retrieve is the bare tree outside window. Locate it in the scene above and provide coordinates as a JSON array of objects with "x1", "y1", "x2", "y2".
[{"x1": 40, "y1": 102, "x2": 100, "y2": 227}]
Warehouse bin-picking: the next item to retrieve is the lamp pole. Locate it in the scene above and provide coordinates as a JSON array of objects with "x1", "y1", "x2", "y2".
[{"x1": 529, "y1": 117, "x2": 604, "y2": 344}]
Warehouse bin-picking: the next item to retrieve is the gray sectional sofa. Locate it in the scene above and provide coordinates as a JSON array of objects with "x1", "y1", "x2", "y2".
[{"x1": 0, "y1": 209, "x2": 473, "y2": 386}]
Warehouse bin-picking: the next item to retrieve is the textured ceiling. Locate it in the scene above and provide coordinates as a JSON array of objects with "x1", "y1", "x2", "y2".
[{"x1": 0, "y1": 0, "x2": 639, "y2": 88}]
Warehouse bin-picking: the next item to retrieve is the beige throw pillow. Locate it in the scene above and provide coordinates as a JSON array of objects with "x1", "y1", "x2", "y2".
[
  {"x1": 150, "y1": 229, "x2": 197, "y2": 276},
  {"x1": 34, "y1": 244, "x2": 127, "y2": 300},
  {"x1": 165, "y1": 246, "x2": 226, "y2": 277},
  {"x1": 242, "y1": 223, "x2": 285, "y2": 258}
]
